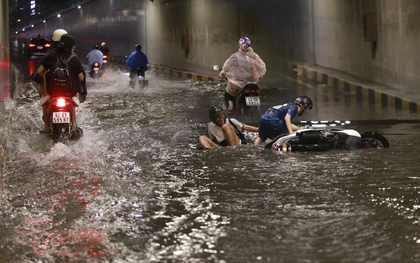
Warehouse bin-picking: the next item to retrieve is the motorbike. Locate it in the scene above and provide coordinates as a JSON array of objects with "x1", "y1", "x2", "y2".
[
  {"x1": 89, "y1": 61, "x2": 103, "y2": 78},
  {"x1": 130, "y1": 66, "x2": 148, "y2": 88},
  {"x1": 213, "y1": 65, "x2": 261, "y2": 116},
  {"x1": 102, "y1": 54, "x2": 108, "y2": 70},
  {"x1": 44, "y1": 95, "x2": 83, "y2": 144},
  {"x1": 266, "y1": 127, "x2": 390, "y2": 153}
]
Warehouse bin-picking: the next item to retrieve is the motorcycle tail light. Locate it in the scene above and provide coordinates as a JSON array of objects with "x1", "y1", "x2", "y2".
[
  {"x1": 248, "y1": 85, "x2": 259, "y2": 95},
  {"x1": 56, "y1": 98, "x2": 67, "y2": 107},
  {"x1": 103, "y1": 55, "x2": 108, "y2": 59},
  {"x1": 93, "y1": 62, "x2": 100, "y2": 67}
]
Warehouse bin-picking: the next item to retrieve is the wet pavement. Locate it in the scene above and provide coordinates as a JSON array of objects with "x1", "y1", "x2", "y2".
[{"x1": 1, "y1": 47, "x2": 420, "y2": 262}]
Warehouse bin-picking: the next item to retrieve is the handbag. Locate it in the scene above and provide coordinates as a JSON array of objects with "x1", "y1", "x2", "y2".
[{"x1": 229, "y1": 119, "x2": 247, "y2": 145}]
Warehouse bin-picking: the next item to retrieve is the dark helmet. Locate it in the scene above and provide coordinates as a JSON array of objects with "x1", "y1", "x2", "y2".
[
  {"x1": 92, "y1": 44, "x2": 99, "y2": 50},
  {"x1": 295, "y1": 96, "x2": 313, "y2": 110},
  {"x1": 209, "y1": 105, "x2": 225, "y2": 122},
  {"x1": 135, "y1": 44, "x2": 142, "y2": 50}
]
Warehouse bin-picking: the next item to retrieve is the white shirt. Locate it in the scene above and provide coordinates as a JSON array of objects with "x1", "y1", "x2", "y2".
[{"x1": 208, "y1": 118, "x2": 244, "y2": 143}]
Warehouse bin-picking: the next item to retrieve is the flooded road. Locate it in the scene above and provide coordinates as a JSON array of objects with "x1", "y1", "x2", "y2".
[{"x1": 1, "y1": 46, "x2": 420, "y2": 262}]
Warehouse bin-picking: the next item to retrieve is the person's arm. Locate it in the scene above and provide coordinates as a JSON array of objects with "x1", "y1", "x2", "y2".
[
  {"x1": 77, "y1": 72, "x2": 84, "y2": 82},
  {"x1": 243, "y1": 124, "x2": 258, "y2": 132},
  {"x1": 284, "y1": 114, "x2": 295, "y2": 134},
  {"x1": 37, "y1": 65, "x2": 49, "y2": 96}
]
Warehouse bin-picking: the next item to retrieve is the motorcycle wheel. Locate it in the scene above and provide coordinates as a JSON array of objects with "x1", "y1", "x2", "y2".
[
  {"x1": 52, "y1": 124, "x2": 71, "y2": 144},
  {"x1": 360, "y1": 132, "x2": 390, "y2": 148}
]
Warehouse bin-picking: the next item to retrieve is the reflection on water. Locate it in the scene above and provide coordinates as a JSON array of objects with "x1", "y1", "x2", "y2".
[{"x1": 1, "y1": 66, "x2": 420, "y2": 262}]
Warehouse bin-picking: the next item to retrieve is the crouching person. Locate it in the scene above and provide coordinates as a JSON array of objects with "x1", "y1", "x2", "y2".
[{"x1": 198, "y1": 105, "x2": 259, "y2": 149}]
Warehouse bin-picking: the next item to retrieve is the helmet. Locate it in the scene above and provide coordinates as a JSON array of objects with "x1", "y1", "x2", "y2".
[
  {"x1": 93, "y1": 44, "x2": 99, "y2": 50},
  {"x1": 52, "y1": 29, "x2": 68, "y2": 42},
  {"x1": 135, "y1": 44, "x2": 142, "y2": 50},
  {"x1": 238, "y1": 37, "x2": 251, "y2": 47},
  {"x1": 209, "y1": 105, "x2": 225, "y2": 122},
  {"x1": 101, "y1": 42, "x2": 106, "y2": 46},
  {"x1": 295, "y1": 96, "x2": 313, "y2": 110}
]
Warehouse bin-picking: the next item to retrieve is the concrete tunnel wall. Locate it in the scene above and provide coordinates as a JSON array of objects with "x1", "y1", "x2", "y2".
[{"x1": 10, "y1": 0, "x2": 420, "y2": 95}]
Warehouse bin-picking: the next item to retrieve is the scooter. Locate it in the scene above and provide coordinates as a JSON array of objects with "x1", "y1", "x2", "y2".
[
  {"x1": 130, "y1": 67, "x2": 148, "y2": 88},
  {"x1": 89, "y1": 61, "x2": 102, "y2": 78},
  {"x1": 44, "y1": 95, "x2": 83, "y2": 144},
  {"x1": 266, "y1": 127, "x2": 389, "y2": 153},
  {"x1": 213, "y1": 65, "x2": 261, "y2": 116},
  {"x1": 102, "y1": 54, "x2": 108, "y2": 70}
]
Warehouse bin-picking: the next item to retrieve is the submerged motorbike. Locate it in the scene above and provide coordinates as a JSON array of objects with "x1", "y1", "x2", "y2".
[
  {"x1": 267, "y1": 127, "x2": 390, "y2": 152},
  {"x1": 44, "y1": 95, "x2": 83, "y2": 144},
  {"x1": 130, "y1": 66, "x2": 148, "y2": 88},
  {"x1": 213, "y1": 65, "x2": 261, "y2": 115},
  {"x1": 89, "y1": 61, "x2": 103, "y2": 78}
]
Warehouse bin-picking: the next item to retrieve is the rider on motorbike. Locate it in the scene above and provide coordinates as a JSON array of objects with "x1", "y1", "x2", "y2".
[
  {"x1": 198, "y1": 105, "x2": 259, "y2": 149},
  {"x1": 126, "y1": 44, "x2": 149, "y2": 80},
  {"x1": 255, "y1": 96, "x2": 313, "y2": 145},
  {"x1": 36, "y1": 34, "x2": 85, "y2": 131},
  {"x1": 30, "y1": 29, "x2": 68, "y2": 96},
  {"x1": 99, "y1": 42, "x2": 110, "y2": 56},
  {"x1": 86, "y1": 44, "x2": 103, "y2": 72},
  {"x1": 219, "y1": 37, "x2": 266, "y2": 112}
]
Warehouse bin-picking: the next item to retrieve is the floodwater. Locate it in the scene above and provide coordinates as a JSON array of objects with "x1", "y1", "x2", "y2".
[{"x1": 1, "y1": 46, "x2": 420, "y2": 262}]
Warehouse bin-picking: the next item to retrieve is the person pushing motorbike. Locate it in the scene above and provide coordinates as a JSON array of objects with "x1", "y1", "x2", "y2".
[
  {"x1": 254, "y1": 96, "x2": 313, "y2": 145},
  {"x1": 219, "y1": 37, "x2": 266, "y2": 112},
  {"x1": 198, "y1": 105, "x2": 259, "y2": 149}
]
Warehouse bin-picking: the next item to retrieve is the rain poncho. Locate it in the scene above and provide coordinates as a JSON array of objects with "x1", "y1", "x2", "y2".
[{"x1": 220, "y1": 47, "x2": 266, "y2": 97}]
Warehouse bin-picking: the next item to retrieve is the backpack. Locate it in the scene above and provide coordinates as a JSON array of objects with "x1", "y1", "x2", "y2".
[{"x1": 48, "y1": 54, "x2": 76, "y2": 92}]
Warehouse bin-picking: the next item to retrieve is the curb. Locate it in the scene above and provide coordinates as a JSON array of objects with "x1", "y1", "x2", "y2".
[{"x1": 288, "y1": 62, "x2": 420, "y2": 113}]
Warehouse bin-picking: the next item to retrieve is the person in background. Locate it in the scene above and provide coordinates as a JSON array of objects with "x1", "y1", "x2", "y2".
[
  {"x1": 219, "y1": 37, "x2": 266, "y2": 112},
  {"x1": 254, "y1": 96, "x2": 313, "y2": 145},
  {"x1": 99, "y1": 42, "x2": 110, "y2": 56},
  {"x1": 126, "y1": 44, "x2": 149, "y2": 80},
  {"x1": 198, "y1": 105, "x2": 259, "y2": 149},
  {"x1": 86, "y1": 44, "x2": 103, "y2": 72}
]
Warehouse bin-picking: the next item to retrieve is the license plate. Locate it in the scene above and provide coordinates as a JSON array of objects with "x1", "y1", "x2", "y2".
[
  {"x1": 53, "y1": 112, "x2": 70, "y2": 123},
  {"x1": 37, "y1": 46, "x2": 43, "y2": 49},
  {"x1": 245, "y1": 96, "x2": 260, "y2": 106}
]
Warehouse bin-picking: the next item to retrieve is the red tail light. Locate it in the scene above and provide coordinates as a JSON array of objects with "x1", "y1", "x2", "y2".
[
  {"x1": 103, "y1": 55, "x2": 108, "y2": 59},
  {"x1": 93, "y1": 62, "x2": 100, "y2": 67},
  {"x1": 56, "y1": 98, "x2": 67, "y2": 107},
  {"x1": 248, "y1": 85, "x2": 259, "y2": 95},
  {"x1": 29, "y1": 43, "x2": 36, "y2": 48},
  {"x1": 44, "y1": 43, "x2": 51, "y2": 48}
]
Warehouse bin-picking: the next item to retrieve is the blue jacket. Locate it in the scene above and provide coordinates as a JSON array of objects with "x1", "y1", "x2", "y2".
[
  {"x1": 126, "y1": 49, "x2": 149, "y2": 72},
  {"x1": 86, "y1": 49, "x2": 103, "y2": 71}
]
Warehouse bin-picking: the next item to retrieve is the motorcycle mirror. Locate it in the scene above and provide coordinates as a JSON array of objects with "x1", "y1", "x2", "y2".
[{"x1": 213, "y1": 65, "x2": 221, "y2": 71}]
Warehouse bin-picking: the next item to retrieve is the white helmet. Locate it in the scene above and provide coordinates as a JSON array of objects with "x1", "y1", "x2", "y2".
[{"x1": 52, "y1": 29, "x2": 68, "y2": 42}]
